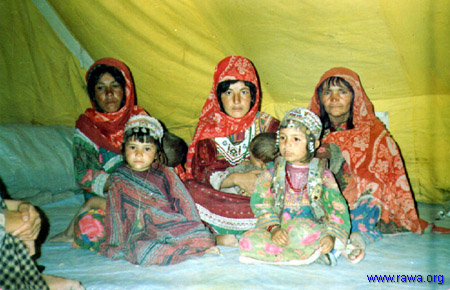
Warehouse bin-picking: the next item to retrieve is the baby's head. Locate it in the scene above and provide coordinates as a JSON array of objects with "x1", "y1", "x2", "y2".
[
  {"x1": 278, "y1": 107, "x2": 322, "y2": 165},
  {"x1": 163, "y1": 131, "x2": 188, "y2": 168},
  {"x1": 249, "y1": 132, "x2": 278, "y2": 168},
  {"x1": 122, "y1": 115, "x2": 167, "y2": 171}
]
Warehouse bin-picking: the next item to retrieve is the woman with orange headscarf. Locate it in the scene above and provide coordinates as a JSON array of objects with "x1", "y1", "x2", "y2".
[
  {"x1": 184, "y1": 56, "x2": 279, "y2": 245},
  {"x1": 309, "y1": 67, "x2": 448, "y2": 262},
  {"x1": 50, "y1": 58, "x2": 148, "y2": 244},
  {"x1": 74, "y1": 58, "x2": 148, "y2": 199}
]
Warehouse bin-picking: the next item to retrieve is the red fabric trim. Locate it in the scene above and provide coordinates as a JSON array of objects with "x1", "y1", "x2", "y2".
[
  {"x1": 186, "y1": 56, "x2": 261, "y2": 178},
  {"x1": 309, "y1": 67, "x2": 425, "y2": 234},
  {"x1": 76, "y1": 58, "x2": 147, "y2": 154}
]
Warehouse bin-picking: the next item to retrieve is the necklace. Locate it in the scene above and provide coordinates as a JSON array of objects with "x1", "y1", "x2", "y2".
[
  {"x1": 286, "y1": 172, "x2": 307, "y2": 193},
  {"x1": 129, "y1": 167, "x2": 152, "y2": 229}
]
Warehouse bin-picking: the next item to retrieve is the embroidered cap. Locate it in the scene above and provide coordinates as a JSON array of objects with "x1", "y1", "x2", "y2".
[
  {"x1": 279, "y1": 107, "x2": 322, "y2": 154},
  {"x1": 124, "y1": 115, "x2": 164, "y2": 142},
  {"x1": 280, "y1": 107, "x2": 322, "y2": 140}
]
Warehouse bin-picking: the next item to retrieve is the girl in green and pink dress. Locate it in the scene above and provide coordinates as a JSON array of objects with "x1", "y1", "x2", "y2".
[{"x1": 239, "y1": 107, "x2": 350, "y2": 266}]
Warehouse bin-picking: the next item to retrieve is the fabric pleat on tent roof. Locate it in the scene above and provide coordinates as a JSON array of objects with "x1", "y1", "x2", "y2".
[{"x1": 0, "y1": 0, "x2": 448, "y2": 204}]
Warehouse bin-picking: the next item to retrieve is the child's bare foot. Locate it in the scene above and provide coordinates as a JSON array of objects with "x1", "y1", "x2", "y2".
[
  {"x1": 215, "y1": 234, "x2": 238, "y2": 247},
  {"x1": 343, "y1": 232, "x2": 365, "y2": 263},
  {"x1": 43, "y1": 274, "x2": 84, "y2": 290},
  {"x1": 205, "y1": 246, "x2": 221, "y2": 255},
  {"x1": 49, "y1": 231, "x2": 74, "y2": 243}
]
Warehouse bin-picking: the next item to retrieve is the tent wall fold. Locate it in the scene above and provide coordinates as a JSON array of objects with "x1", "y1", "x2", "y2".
[{"x1": 1, "y1": 0, "x2": 448, "y2": 203}]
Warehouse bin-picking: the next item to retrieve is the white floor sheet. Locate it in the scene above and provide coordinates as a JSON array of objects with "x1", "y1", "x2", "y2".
[{"x1": 39, "y1": 194, "x2": 449, "y2": 290}]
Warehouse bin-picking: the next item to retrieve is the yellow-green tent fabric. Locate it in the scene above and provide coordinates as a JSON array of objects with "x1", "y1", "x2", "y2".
[{"x1": 0, "y1": 0, "x2": 448, "y2": 203}]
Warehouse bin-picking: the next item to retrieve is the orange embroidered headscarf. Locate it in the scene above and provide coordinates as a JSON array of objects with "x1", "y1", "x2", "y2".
[
  {"x1": 76, "y1": 58, "x2": 147, "y2": 154},
  {"x1": 185, "y1": 56, "x2": 261, "y2": 178},
  {"x1": 309, "y1": 67, "x2": 424, "y2": 234}
]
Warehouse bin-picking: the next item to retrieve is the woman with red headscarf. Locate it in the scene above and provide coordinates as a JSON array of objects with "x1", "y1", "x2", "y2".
[
  {"x1": 74, "y1": 58, "x2": 148, "y2": 199},
  {"x1": 184, "y1": 56, "x2": 279, "y2": 245},
  {"x1": 309, "y1": 67, "x2": 448, "y2": 263},
  {"x1": 50, "y1": 58, "x2": 148, "y2": 243}
]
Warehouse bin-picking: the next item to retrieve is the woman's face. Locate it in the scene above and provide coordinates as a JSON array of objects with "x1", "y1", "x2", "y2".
[
  {"x1": 320, "y1": 84, "x2": 353, "y2": 123},
  {"x1": 220, "y1": 81, "x2": 252, "y2": 118},
  {"x1": 95, "y1": 72, "x2": 124, "y2": 113}
]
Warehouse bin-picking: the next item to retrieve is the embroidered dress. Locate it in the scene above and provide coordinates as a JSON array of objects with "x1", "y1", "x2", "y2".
[
  {"x1": 99, "y1": 165, "x2": 215, "y2": 266},
  {"x1": 74, "y1": 58, "x2": 147, "y2": 198},
  {"x1": 0, "y1": 197, "x2": 49, "y2": 290},
  {"x1": 184, "y1": 56, "x2": 279, "y2": 235},
  {"x1": 309, "y1": 67, "x2": 427, "y2": 236},
  {"x1": 239, "y1": 158, "x2": 350, "y2": 264},
  {"x1": 73, "y1": 130, "x2": 124, "y2": 198}
]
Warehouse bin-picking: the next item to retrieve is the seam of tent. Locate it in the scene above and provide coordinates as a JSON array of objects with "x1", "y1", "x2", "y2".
[{"x1": 31, "y1": 0, "x2": 93, "y2": 69}]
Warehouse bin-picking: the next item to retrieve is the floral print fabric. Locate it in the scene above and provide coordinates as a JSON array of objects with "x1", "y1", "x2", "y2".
[
  {"x1": 309, "y1": 67, "x2": 425, "y2": 234},
  {"x1": 73, "y1": 208, "x2": 106, "y2": 252},
  {"x1": 239, "y1": 160, "x2": 350, "y2": 264}
]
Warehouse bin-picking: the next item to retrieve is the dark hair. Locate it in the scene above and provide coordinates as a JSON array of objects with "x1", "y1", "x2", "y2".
[
  {"x1": 121, "y1": 128, "x2": 167, "y2": 167},
  {"x1": 250, "y1": 132, "x2": 278, "y2": 163},
  {"x1": 316, "y1": 76, "x2": 355, "y2": 135},
  {"x1": 216, "y1": 80, "x2": 257, "y2": 114},
  {"x1": 87, "y1": 64, "x2": 126, "y2": 112},
  {"x1": 0, "y1": 177, "x2": 10, "y2": 199},
  {"x1": 162, "y1": 131, "x2": 188, "y2": 167}
]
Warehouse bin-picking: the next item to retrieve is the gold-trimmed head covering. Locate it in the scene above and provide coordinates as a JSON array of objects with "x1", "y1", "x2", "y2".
[
  {"x1": 279, "y1": 107, "x2": 322, "y2": 154},
  {"x1": 124, "y1": 115, "x2": 164, "y2": 142}
]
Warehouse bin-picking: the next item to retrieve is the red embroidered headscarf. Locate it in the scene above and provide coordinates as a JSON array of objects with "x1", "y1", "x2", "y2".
[
  {"x1": 185, "y1": 56, "x2": 261, "y2": 178},
  {"x1": 309, "y1": 67, "x2": 425, "y2": 233},
  {"x1": 75, "y1": 58, "x2": 147, "y2": 154}
]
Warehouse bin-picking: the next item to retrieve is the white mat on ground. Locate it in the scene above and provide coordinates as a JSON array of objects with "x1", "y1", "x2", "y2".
[{"x1": 39, "y1": 194, "x2": 449, "y2": 290}]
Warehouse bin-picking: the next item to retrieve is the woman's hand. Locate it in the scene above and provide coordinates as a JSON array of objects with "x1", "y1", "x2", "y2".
[
  {"x1": 320, "y1": 235, "x2": 335, "y2": 254},
  {"x1": 222, "y1": 170, "x2": 262, "y2": 195},
  {"x1": 271, "y1": 227, "x2": 289, "y2": 246},
  {"x1": 12, "y1": 202, "x2": 41, "y2": 241}
]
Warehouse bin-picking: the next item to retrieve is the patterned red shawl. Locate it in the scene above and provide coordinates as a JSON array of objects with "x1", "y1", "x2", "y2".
[
  {"x1": 309, "y1": 67, "x2": 425, "y2": 233},
  {"x1": 185, "y1": 56, "x2": 261, "y2": 178},
  {"x1": 75, "y1": 58, "x2": 147, "y2": 154}
]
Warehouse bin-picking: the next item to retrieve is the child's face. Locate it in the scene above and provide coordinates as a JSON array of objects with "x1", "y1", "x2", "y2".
[
  {"x1": 124, "y1": 139, "x2": 157, "y2": 171},
  {"x1": 249, "y1": 153, "x2": 265, "y2": 168},
  {"x1": 278, "y1": 127, "x2": 309, "y2": 166}
]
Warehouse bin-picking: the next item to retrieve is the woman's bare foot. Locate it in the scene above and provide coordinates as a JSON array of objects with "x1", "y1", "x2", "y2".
[
  {"x1": 49, "y1": 230, "x2": 74, "y2": 243},
  {"x1": 215, "y1": 234, "x2": 238, "y2": 247},
  {"x1": 205, "y1": 246, "x2": 221, "y2": 255},
  {"x1": 43, "y1": 274, "x2": 84, "y2": 290}
]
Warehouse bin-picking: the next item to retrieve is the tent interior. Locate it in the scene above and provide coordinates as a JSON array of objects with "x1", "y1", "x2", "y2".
[{"x1": 1, "y1": 0, "x2": 449, "y2": 289}]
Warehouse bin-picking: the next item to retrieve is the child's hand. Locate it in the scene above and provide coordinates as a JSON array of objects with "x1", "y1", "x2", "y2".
[
  {"x1": 271, "y1": 227, "x2": 289, "y2": 246},
  {"x1": 320, "y1": 235, "x2": 335, "y2": 254}
]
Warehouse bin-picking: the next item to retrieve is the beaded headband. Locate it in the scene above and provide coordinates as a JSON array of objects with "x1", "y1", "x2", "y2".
[
  {"x1": 124, "y1": 115, "x2": 164, "y2": 142},
  {"x1": 280, "y1": 107, "x2": 322, "y2": 140}
]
